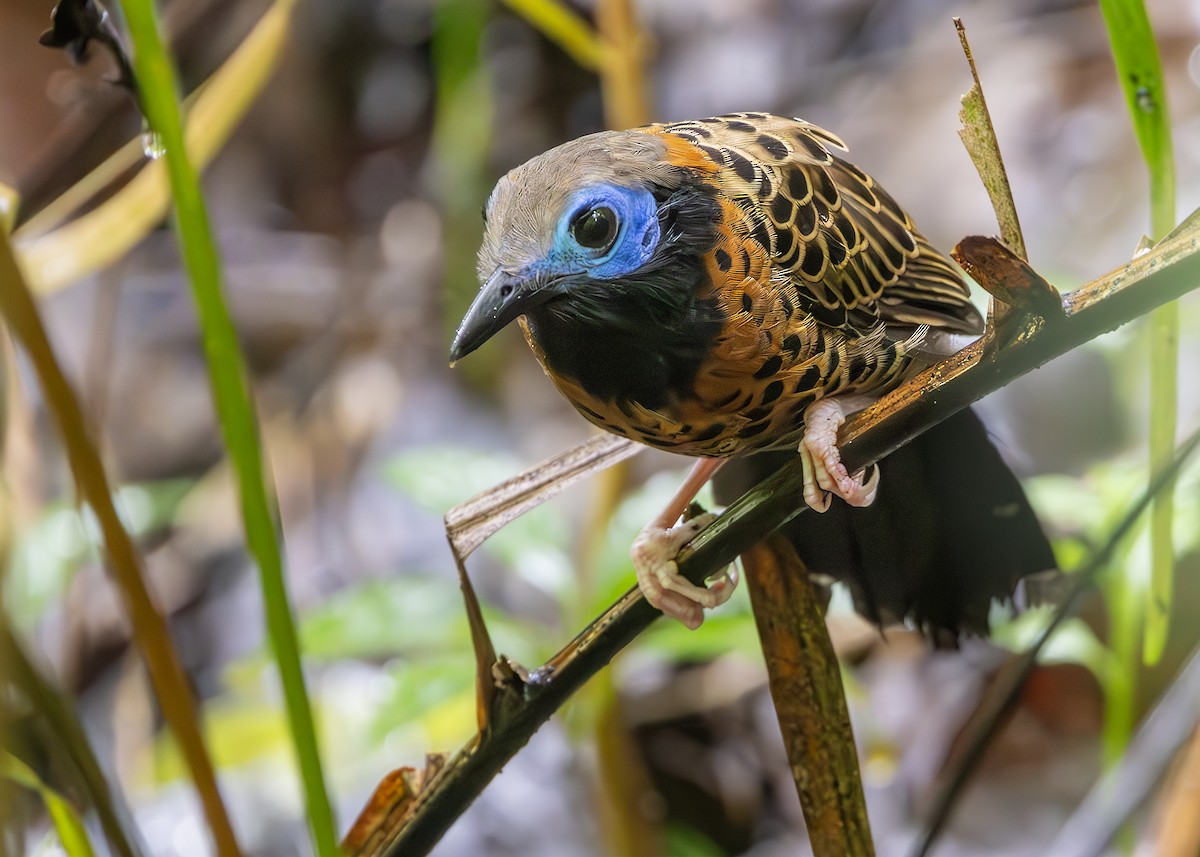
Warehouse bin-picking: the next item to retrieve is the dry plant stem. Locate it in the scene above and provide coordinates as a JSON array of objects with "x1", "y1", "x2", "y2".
[
  {"x1": 743, "y1": 535, "x2": 873, "y2": 857},
  {"x1": 445, "y1": 433, "x2": 640, "y2": 560},
  {"x1": 1152, "y1": 724, "x2": 1200, "y2": 857},
  {"x1": 596, "y1": 0, "x2": 651, "y2": 129},
  {"x1": 954, "y1": 18, "x2": 1026, "y2": 261},
  {"x1": 592, "y1": 679, "x2": 664, "y2": 856},
  {"x1": 1147, "y1": 720, "x2": 1200, "y2": 854},
  {"x1": 0, "y1": 236, "x2": 239, "y2": 854},
  {"x1": 454, "y1": 551, "x2": 499, "y2": 730},
  {"x1": 361, "y1": 221, "x2": 1200, "y2": 857},
  {"x1": 14, "y1": 0, "x2": 299, "y2": 296}
]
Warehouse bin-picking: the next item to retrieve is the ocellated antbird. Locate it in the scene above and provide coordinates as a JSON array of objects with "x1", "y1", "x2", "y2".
[{"x1": 451, "y1": 113, "x2": 1054, "y2": 639}]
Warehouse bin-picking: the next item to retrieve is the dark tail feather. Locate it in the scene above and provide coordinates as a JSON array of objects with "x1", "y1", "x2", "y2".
[{"x1": 712, "y1": 408, "x2": 1056, "y2": 644}]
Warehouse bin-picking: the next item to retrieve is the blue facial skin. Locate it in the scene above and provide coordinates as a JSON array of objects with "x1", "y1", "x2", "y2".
[{"x1": 541, "y1": 184, "x2": 661, "y2": 281}]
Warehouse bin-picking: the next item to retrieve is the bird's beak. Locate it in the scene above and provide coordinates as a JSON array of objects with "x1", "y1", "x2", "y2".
[{"x1": 449, "y1": 268, "x2": 548, "y2": 364}]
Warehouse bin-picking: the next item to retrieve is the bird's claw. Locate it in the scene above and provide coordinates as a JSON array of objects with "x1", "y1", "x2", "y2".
[
  {"x1": 800, "y1": 399, "x2": 879, "y2": 512},
  {"x1": 631, "y1": 512, "x2": 735, "y2": 629}
]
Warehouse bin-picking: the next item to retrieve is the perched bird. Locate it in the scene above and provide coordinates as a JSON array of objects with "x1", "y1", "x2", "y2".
[{"x1": 450, "y1": 113, "x2": 1054, "y2": 638}]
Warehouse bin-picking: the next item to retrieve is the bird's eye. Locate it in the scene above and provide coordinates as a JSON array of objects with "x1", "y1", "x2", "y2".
[{"x1": 571, "y1": 206, "x2": 619, "y2": 251}]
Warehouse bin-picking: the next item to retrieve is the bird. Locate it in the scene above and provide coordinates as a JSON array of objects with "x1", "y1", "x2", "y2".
[{"x1": 449, "y1": 112, "x2": 1055, "y2": 639}]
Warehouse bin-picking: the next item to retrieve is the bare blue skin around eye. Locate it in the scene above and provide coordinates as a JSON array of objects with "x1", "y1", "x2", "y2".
[{"x1": 546, "y1": 184, "x2": 660, "y2": 280}]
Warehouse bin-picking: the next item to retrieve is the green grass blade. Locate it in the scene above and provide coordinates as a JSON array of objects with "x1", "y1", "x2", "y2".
[
  {"x1": 1145, "y1": 303, "x2": 1178, "y2": 666},
  {"x1": 1, "y1": 625, "x2": 143, "y2": 857},
  {"x1": 1097, "y1": 0, "x2": 1177, "y2": 666},
  {"x1": 2, "y1": 752, "x2": 97, "y2": 857},
  {"x1": 0, "y1": 228, "x2": 236, "y2": 853},
  {"x1": 116, "y1": 4, "x2": 338, "y2": 854},
  {"x1": 1102, "y1": 566, "x2": 1141, "y2": 767}
]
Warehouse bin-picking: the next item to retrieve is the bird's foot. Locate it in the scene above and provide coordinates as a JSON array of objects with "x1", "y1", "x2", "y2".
[
  {"x1": 631, "y1": 512, "x2": 736, "y2": 630},
  {"x1": 800, "y1": 398, "x2": 879, "y2": 512}
]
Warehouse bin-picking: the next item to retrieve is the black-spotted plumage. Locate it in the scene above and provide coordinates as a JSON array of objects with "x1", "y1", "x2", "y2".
[
  {"x1": 485, "y1": 114, "x2": 982, "y2": 457},
  {"x1": 452, "y1": 113, "x2": 1054, "y2": 637}
]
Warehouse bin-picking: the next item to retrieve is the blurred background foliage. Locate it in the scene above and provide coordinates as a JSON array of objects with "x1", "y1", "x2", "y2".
[{"x1": 1, "y1": 0, "x2": 1200, "y2": 854}]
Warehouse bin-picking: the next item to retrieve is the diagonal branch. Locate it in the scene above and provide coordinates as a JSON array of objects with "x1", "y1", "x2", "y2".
[{"x1": 350, "y1": 215, "x2": 1200, "y2": 857}]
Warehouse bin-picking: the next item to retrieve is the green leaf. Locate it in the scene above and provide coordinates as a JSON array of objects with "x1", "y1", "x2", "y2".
[
  {"x1": 2, "y1": 752, "x2": 97, "y2": 857},
  {"x1": 1098, "y1": 0, "x2": 1175, "y2": 202},
  {"x1": 300, "y1": 577, "x2": 470, "y2": 661},
  {"x1": 665, "y1": 822, "x2": 725, "y2": 857},
  {"x1": 5, "y1": 481, "x2": 191, "y2": 630},
  {"x1": 385, "y1": 447, "x2": 576, "y2": 600},
  {"x1": 990, "y1": 608, "x2": 1114, "y2": 680},
  {"x1": 371, "y1": 660, "x2": 476, "y2": 744}
]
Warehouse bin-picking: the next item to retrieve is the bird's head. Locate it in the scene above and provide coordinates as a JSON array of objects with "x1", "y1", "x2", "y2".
[{"x1": 449, "y1": 130, "x2": 709, "y2": 363}]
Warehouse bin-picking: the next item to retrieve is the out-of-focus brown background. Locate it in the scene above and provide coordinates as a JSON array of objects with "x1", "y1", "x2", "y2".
[{"x1": 2, "y1": 0, "x2": 1200, "y2": 854}]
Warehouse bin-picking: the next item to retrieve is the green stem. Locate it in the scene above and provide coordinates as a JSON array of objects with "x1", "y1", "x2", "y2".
[
  {"x1": 116, "y1": 3, "x2": 338, "y2": 854},
  {"x1": 1146, "y1": 93, "x2": 1178, "y2": 665},
  {"x1": 1097, "y1": 0, "x2": 1177, "y2": 666},
  {"x1": 1103, "y1": 567, "x2": 1141, "y2": 766}
]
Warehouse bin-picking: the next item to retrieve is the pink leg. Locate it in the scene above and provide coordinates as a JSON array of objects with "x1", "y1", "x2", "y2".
[
  {"x1": 632, "y1": 458, "x2": 737, "y2": 630},
  {"x1": 799, "y1": 398, "x2": 879, "y2": 512},
  {"x1": 648, "y1": 457, "x2": 726, "y2": 528}
]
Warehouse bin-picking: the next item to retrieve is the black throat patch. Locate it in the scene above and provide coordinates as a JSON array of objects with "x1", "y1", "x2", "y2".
[{"x1": 524, "y1": 181, "x2": 726, "y2": 411}]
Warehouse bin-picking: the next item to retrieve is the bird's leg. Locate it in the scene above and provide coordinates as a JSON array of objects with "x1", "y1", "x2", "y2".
[
  {"x1": 800, "y1": 397, "x2": 879, "y2": 512},
  {"x1": 631, "y1": 457, "x2": 736, "y2": 630}
]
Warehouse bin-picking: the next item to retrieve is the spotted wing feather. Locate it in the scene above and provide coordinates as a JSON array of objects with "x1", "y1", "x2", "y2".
[{"x1": 654, "y1": 113, "x2": 983, "y2": 336}]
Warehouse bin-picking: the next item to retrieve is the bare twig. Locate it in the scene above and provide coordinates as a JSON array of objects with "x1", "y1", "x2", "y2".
[
  {"x1": 443, "y1": 433, "x2": 643, "y2": 727},
  {"x1": 348, "y1": 212, "x2": 1200, "y2": 857},
  {"x1": 744, "y1": 535, "x2": 873, "y2": 856}
]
